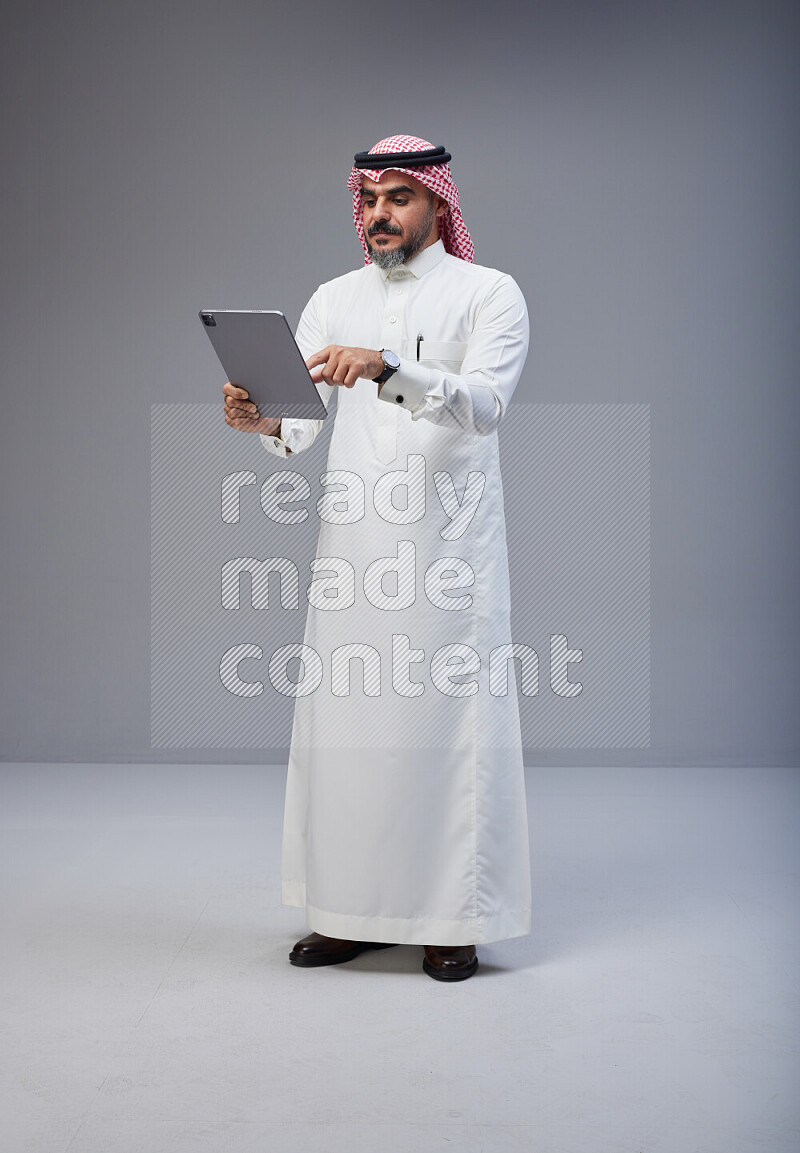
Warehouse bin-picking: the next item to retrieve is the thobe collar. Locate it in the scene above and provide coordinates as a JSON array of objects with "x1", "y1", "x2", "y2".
[{"x1": 375, "y1": 238, "x2": 447, "y2": 282}]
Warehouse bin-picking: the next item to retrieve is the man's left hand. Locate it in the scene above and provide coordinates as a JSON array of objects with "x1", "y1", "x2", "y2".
[{"x1": 306, "y1": 346, "x2": 384, "y2": 388}]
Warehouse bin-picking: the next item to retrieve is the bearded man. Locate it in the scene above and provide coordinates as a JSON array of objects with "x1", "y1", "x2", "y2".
[{"x1": 223, "y1": 135, "x2": 531, "y2": 981}]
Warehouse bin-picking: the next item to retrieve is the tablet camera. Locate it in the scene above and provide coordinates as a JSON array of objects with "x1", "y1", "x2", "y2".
[{"x1": 202, "y1": 314, "x2": 217, "y2": 327}]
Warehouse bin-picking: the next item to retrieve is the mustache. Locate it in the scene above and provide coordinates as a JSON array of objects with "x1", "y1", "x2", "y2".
[{"x1": 367, "y1": 222, "x2": 403, "y2": 237}]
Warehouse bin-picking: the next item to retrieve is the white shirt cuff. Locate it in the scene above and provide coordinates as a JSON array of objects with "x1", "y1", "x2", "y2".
[
  {"x1": 378, "y1": 358, "x2": 433, "y2": 415},
  {"x1": 259, "y1": 430, "x2": 291, "y2": 458}
]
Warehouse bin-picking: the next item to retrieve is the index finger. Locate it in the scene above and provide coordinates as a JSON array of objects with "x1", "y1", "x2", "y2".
[
  {"x1": 305, "y1": 348, "x2": 332, "y2": 370},
  {"x1": 223, "y1": 381, "x2": 249, "y2": 398}
]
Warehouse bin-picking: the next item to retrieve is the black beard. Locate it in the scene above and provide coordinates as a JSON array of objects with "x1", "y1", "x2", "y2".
[{"x1": 366, "y1": 200, "x2": 436, "y2": 270}]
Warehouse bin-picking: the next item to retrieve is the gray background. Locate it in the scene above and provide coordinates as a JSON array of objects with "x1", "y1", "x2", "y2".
[{"x1": 1, "y1": 0, "x2": 797, "y2": 766}]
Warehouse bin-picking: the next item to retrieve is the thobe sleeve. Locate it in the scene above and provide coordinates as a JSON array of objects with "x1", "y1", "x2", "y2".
[
  {"x1": 378, "y1": 273, "x2": 529, "y2": 436},
  {"x1": 260, "y1": 289, "x2": 335, "y2": 459}
]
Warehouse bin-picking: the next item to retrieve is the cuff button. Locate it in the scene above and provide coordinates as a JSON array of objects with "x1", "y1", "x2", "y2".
[{"x1": 395, "y1": 395, "x2": 404, "y2": 404}]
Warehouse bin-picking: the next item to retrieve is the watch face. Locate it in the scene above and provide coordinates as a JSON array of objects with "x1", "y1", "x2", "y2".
[{"x1": 383, "y1": 350, "x2": 401, "y2": 370}]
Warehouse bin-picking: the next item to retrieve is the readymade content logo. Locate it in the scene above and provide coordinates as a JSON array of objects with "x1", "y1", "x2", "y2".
[{"x1": 150, "y1": 403, "x2": 650, "y2": 749}]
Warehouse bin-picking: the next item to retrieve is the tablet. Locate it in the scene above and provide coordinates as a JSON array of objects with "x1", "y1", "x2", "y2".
[{"x1": 199, "y1": 309, "x2": 329, "y2": 419}]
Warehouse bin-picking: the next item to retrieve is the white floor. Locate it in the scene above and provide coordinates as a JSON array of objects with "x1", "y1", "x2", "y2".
[{"x1": 0, "y1": 763, "x2": 797, "y2": 1153}]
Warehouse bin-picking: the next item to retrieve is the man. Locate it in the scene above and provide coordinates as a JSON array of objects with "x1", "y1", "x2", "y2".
[{"x1": 223, "y1": 135, "x2": 531, "y2": 981}]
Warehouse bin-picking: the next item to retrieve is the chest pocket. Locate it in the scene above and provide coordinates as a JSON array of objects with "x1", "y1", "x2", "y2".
[{"x1": 416, "y1": 340, "x2": 468, "y2": 371}]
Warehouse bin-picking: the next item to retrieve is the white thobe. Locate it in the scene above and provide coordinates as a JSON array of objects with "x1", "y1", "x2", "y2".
[{"x1": 261, "y1": 239, "x2": 531, "y2": 945}]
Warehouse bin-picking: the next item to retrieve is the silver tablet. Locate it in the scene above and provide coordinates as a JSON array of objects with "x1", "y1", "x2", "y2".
[{"x1": 199, "y1": 309, "x2": 328, "y2": 419}]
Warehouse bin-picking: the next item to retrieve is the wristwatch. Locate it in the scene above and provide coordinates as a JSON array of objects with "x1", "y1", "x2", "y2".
[{"x1": 372, "y1": 348, "x2": 401, "y2": 385}]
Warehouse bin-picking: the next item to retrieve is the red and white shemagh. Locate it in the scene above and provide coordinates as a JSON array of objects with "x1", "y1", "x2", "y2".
[{"x1": 346, "y1": 134, "x2": 475, "y2": 265}]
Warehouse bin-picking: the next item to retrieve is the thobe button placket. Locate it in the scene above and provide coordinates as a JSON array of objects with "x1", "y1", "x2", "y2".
[
  {"x1": 376, "y1": 382, "x2": 398, "y2": 463},
  {"x1": 376, "y1": 283, "x2": 407, "y2": 463}
]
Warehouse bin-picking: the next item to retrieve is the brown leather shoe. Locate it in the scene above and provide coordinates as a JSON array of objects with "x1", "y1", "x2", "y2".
[
  {"x1": 289, "y1": 931, "x2": 398, "y2": 967},
  {"x1": 422, "y1": 943, "x2": 478, "y2": 981}
]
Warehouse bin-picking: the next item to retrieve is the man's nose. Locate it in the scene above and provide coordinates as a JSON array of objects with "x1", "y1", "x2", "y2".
[{"x1": 373, "y1": 198, "x2": 392, "y2": 220}]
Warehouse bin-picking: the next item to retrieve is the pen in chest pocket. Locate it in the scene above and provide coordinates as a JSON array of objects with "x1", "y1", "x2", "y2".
[{"x1": 416, "y1": 333, "x2": 423, "y2": 361}]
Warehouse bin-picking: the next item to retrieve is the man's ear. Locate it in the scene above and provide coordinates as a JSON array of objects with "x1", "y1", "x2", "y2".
[{"x1": 435, "y1": 194, "x2": 448, "y2": 218}]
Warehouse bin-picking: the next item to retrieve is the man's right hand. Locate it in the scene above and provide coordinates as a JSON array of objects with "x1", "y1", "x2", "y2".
[{"x1": 223, "y1": 382, "x2": 282, "y2": 438}]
